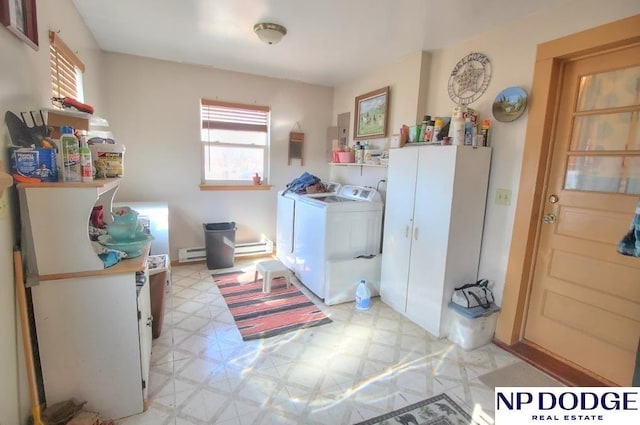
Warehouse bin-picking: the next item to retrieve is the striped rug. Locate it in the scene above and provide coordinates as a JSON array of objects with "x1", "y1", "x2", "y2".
[{"x1": 212, "y1": 270, "x2": 332, "y2": 341}]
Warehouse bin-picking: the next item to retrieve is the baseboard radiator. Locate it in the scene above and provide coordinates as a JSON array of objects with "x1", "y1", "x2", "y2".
[{"x1": 178, "y1": 237, "x2": 274, "y2": 263}]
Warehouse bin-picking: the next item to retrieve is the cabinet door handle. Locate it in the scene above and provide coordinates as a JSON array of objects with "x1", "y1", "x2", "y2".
[
  {"x1": 405, "y1": 225, "x2": 410, "y2": 238},
  {"x1": 414, "y1": 227, "x2": 419, "y2": 240}
]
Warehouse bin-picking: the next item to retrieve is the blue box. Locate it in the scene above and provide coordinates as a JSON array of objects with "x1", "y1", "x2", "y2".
[{"x1": 8, "y1": 146, "x2": 58, "y2": 182}]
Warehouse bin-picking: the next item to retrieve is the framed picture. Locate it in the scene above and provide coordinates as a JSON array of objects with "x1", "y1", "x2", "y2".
[
  {"x1": 0, "y1": 0, "x2": 39, "y2": 50},
  {"x1": 354, "y1": 86, "x2": 389, "y2": 140}
]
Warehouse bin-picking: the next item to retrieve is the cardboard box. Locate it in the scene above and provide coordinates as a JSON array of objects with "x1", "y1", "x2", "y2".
[
  {"x1": 43, "y1": 108, "x2": 90, "y2": 139},
  {"x1": 8, "y1": 146, "x2": 58, "y2": 182}
]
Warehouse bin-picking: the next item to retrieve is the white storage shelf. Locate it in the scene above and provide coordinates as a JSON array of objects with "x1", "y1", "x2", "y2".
[
  {"x1": 18, "y1": 178, "x2": 123, "y2": 280},
  {"x1": 18, "y1": 177, "x2": 153, "y2": 420}
]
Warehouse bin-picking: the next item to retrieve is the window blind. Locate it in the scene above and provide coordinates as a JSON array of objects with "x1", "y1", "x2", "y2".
[
  {"x1": 201, "y1": 99, "x2": 269, "y2": 132},
  {"x1": 49, "y1": 31, "x2": 85, "y2": 100}
]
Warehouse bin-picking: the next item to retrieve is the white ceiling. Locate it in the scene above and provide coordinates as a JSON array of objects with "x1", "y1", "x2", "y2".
[{"x1": 71, "y1": 0, "x2": 562, "y2": 87}]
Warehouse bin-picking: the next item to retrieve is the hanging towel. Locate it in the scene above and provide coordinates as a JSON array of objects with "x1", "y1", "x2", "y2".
[{"x1": 617, "y1": 199, "x2": 640, "y2": 257}]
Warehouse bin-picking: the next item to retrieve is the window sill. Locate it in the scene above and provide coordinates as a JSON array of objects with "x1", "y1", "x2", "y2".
[{"x1": 199, "y1": 184, "x2": 273, "y2": 191}]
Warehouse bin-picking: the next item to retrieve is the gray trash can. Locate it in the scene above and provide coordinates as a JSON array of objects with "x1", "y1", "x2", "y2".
[{"x1": 203, "y1": 222, "x2": 236, "y2": 269}]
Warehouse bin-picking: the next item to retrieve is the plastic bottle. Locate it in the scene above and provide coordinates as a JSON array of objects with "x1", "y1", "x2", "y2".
[
  {"x1": 419, "y1": 115, "x2": 431, "y2": 142},
  {"x1": 355, "y1": 279, "x2": 371, "y2": 311},
  {"x1": 79, "y1": 136, "x2": 93, "y2": 182},
  {"x1": 433, "y1": 118, "x2": 443, "y2": 143},
  {"x1": 424, "y1": 119, "x2": 435, "y2": 143},
  {"x1": 355, "y1": 142, "x2": 364, "y2": 164},
  {"x1": 451, "y1": 110, "x2": 465, "y2": 146},
  {"x1": 60, "y1": 126, "x2": 81, "y2": 182},
  {"x1": 464, "y1": 117, "x2": 473, "y2": 146},
  {"x1": 479, "y1": 119, "x2": 491, "y2": 147}
]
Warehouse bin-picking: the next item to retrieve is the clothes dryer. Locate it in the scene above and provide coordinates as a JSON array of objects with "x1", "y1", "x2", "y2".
[
  {"x1": 293, "y1": 185, "x2": 383, "y2": 303},
  {"x1": 275, "y1": 182, "x2": 340, "y2": 269}
]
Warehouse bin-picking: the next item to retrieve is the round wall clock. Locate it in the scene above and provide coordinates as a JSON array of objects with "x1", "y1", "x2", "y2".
[{"x1": 448, "y1": 52, "x2": 492, "y2": 105}]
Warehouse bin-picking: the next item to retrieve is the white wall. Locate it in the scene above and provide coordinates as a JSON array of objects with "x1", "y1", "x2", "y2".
[
  {"x1": 0, "y1": 1, "x2": 105, "y2": 423},
  {"x1": 423, "y1": 0, "x2": 640, "y2": 305},
  {"x1": 330, "y1": 51, "x2": 429, "y2": 191},
  {"x1": 330, "y1": 0, "x2": 640, "y2": 307},
  {"x1": 101, "y1": 53, "x2": 334, "y2": 259}
]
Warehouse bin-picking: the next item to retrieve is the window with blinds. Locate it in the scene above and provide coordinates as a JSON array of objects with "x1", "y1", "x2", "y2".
[
  {"x1": 200, "y1": 99, "x2": 270, "y2": 184},
  {"x1": 49, "y1": 31, "x2": 85, "y2": 102}
]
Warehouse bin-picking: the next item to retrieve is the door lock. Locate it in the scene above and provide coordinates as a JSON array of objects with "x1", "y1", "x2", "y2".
[{"x1": 543, "y1": 213, "x2": 556, "y2": 224}]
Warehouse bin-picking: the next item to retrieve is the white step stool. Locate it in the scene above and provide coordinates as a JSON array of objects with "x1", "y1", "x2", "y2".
[{"x1": 254, "y1": 260, "x2": 292, "y2": 293}]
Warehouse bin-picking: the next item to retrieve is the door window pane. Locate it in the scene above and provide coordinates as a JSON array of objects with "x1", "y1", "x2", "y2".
[
  {"x1": 624, "y1": 156, "x2": 640, "y2": 195},
  {"x1": 571, "y1": 112, "x2": 638, "y2": 151},
  {"x1": 577, "y1": 66, "x2": 640, "y2": 111},
  {"x1": 565, "y1": 155, "x2": 640, "y2": 195}
]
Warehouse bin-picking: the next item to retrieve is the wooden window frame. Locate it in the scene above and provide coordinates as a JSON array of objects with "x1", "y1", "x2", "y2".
[
  {"x1": 49, "y1": 30, "x2": 85, "y2": 102},
  {"x1": 200, "y1": 99, "x2": 271, "y2": 189}
]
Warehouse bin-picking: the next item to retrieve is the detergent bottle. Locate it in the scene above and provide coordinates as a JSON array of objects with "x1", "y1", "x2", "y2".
[{"x1": 355, "y1": 279, "x2": 371, "y2": 311}]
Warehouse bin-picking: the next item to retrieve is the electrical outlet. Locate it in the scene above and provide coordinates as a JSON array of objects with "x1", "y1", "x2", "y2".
[{"x1": 495, "y1": 188, "x2": 512, "y2": 206}]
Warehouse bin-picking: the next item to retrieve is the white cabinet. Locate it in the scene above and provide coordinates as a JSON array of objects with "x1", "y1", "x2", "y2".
[
  {"x1": 18, "y1": 179, "x2": 152, "y2": 420},
  {"x1": 380, "y1": 146, "x2": 491, "y2": 337}
]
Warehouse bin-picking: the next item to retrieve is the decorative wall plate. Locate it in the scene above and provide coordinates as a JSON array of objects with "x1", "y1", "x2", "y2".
[
  {"x1": 448, "y1": 52, "x2": 492, "y2": 105},
  {"x1": 492, "y1": 87, "x2": 528, "y2": 122}
]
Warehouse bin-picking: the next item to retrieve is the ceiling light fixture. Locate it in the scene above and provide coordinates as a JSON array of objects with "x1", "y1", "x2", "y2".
[{"x1": 253, "y1": 22, "x2": 287, "y2": 45}]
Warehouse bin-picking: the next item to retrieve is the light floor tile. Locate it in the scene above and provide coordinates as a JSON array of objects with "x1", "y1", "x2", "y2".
[{"x1": 114, "y1": 260, "x2": 562, "y2": 425}]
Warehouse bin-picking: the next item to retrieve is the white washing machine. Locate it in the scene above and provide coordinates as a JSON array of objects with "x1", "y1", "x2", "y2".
[
  {"x1": 276, "y1": 183, "x2": 341, "y2": 270},
  {"x1": 293, "y1": 185, "x2": 383, "y2": 304}
]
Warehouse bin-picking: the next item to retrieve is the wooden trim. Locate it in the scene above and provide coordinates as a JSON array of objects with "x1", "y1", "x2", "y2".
[
  {"x1": 537, "y1": 14, "x2": 640, "y2": 61},
  {"x1": 201, "y1": 98, "x2": 269, "y2": 112},
  {"x1": 496, "y1": 15, "x2": 640, "y2": 345},
  {"x1": 199, "y1": 184, "x2": 272, "y2": 191},
  {"x1": 49, "y1": 30, "x2": 85, "y2": 72},
  {"x1": 493, "y1": 339, "x2": 616, "y2": 387}
]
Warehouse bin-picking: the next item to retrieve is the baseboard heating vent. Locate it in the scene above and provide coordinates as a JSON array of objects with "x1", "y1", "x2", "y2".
[
  {"x1": 178, "y1": 237, "x2": 274, "y2": 263},
  {"x1": 235, "y1": 237, "x2": 274, "y2": 257},
  {"x1": 178, "y1": 247, "x2": 206, "y2": 263}
]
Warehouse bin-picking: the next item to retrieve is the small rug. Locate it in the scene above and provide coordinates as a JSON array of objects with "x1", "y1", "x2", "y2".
[
  {"x1": 477, "y1": 361, "x2": 563, "y2": 389},
  {"x1": 212, "y1": 270, "x2": 332, "y2": 341},
  {"x1": 354, "y1": 393, "x2": 473, "y2": 425}
]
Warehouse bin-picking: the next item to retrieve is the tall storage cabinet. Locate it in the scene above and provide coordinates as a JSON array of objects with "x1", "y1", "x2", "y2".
[
  {"x1": 380, "y1": 146, "x2": 491, "y2": 337},
  {"x1": 18, "y1": 179, "x2": 152, "y2": 420}
]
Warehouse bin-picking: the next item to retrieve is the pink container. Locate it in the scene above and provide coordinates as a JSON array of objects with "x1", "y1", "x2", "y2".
[{"x1": 337, "y1": 151, "x2": 355, "y2": 163}]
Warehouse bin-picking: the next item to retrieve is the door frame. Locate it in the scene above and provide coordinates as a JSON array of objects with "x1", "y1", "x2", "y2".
[{"x1": 495, "y1": 14, "x2": 640, "y2": 345}]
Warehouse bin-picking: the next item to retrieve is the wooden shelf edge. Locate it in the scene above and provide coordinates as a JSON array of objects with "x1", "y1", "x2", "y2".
[
  {"x1": 199, "y1": 184, "x2": 272, "y2": 191},
  {"x1": 17, "y1": 177, "x2": 121, "y2": 193},
  {"x1": 38, "y1": 243, "x2": 150, "y2": 282}
]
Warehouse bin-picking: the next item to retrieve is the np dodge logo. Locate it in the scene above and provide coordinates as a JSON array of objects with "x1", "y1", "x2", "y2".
[{"x1": 495, "y1": 387, "x2": 639, "y2": 424}]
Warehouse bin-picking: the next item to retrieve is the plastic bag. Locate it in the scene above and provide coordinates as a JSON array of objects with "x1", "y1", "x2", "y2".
[{"x1": 451, "y1": 279, "x2": 494, "y2": 309}]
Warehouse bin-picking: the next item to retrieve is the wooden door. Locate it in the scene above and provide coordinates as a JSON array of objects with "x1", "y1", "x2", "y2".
[{"x1": 524, "y1": 44, "x2": 640, "y2": 385}]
